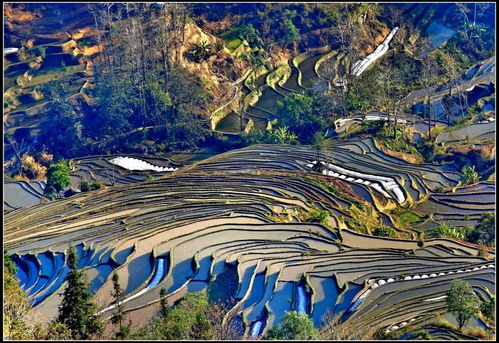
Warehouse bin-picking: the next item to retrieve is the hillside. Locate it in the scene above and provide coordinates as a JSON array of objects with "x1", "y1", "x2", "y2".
[{"x1": 3, "y1": 2, "x2": 496, "y2": 341}]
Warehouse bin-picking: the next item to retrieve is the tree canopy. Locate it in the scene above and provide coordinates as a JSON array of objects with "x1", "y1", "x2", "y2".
[
  {"x1": 467, "y1": 212, "x2": 495, "y2": 246},
  {"x1": 45, "y1": 162, "x2": 71, "y2": 197},
  {"x1": 266, "y1": 311, "x2": 319, "y2": 340},
  {"x1": 445, "y1": 279, "x2": 481, "y2": 330},
  {"x1": 276, "y1": 92, "x2": 329, "y2": 144}
]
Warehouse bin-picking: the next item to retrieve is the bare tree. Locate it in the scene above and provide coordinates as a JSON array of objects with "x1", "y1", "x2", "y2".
[
  {"x1": 5, "y1": 135, "x2": 29, "y2": 177},
  {"x1": 103, "y1": 158, "x2": 117, "y2": 186},
  {"x1": 442, "y1": 54, "x2": 468, "y2": 124},
  {"x1": 318, "y1": 309, "x2": 370, "y2": 340},
  {"x1": 454, "y1": 3, "x2": 471, "y2": 40},
  {"x1": 211, "y1": 300, "x2": 242, "y2": 340},
  {"x1": 331, "y1": 5, "x2": 362, "y2": 89},
  {"x1": 419, "y1": 39, "x2": 439, "y2": 139}
]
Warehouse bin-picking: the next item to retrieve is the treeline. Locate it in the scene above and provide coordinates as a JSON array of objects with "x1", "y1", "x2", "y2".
[{"x1": 32, "y1": 3, "x2": 216, "y2": 161}]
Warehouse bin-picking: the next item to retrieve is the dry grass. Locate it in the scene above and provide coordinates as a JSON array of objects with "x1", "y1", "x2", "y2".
[{"x1": 464, "y1": 326, "x2": 495, "y2": 340}]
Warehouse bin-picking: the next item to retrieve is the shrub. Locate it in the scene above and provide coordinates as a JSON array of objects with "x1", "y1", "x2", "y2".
[
  {"x1": 477, "y1": 244, "x2": 490, "y2": 258},
  {"x1": 461, "y1": 164, "x2": 480, "y2": 185},
  {"x1": 305, "y1": 208, "x2": 331, "y2": 225},
  {"x1": 373, "y1": 328, "x2": 401, "y2": 340},
  {"x1": 434, "y1": 316, "x2": 457, "y2": 330},
  {"x1": 480, "y1": 297, "x2": 495, "y2": 320},
  {"x1": 21, "y1": 154, "x2": 47, "y2": 179},
  {"x1": 80, "y1": 180, "x2": 102, "y2": 192},
  {"x1": 432, "y1": 223, "x2": 466, "y2": 241},
  {"x1": 38, "y1": 151, "x2": 54, "y2": 166},
  {"x1": 464, "y1": 326, "x2": 493, "y2": 339},
  {"x1": 466, "y1": 213, "x2": 495, "y2": 246},
  {"x1": 410, "y1": 330, "x2": 432, "y2": 340},
  {"x1": 33, "y1": 46, "x2": 46, "y2": 58},
  {"x1": 45, "y1": 162, "x2": 71, "y2": 197},
  {"x1": 373, "y1": 226, "x2": 397, "y2": 238}
]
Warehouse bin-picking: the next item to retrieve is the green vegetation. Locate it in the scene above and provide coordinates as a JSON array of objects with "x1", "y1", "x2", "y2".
[
  {"x1": 266, "y1": 311, "x2": 319, "y2": 340},
  {"x1": 461, "y1": 164, "x2": 480, "y2": 185},
  {"x1": 133, "y1": 291, "x2": 235, "y2": 340},
  {"x1": 243, "y1": 126, "x2": 298, "y2": 145},
  {"x1": 410, "y1": 330, "x2": 432, "y2": 340},
  {"x1": 190, "y1": 40, "x2": 212, "y2": 62},
  {"x1": 3, "y1": 251, "x2": 33, "y2": 340},
  {"x1": 373, "y1": 226, "x2": 397, "y2": 238},
  {"x1": 56, "y1": 246, "x2": 103, "y2": 339},
  {"x1": 305, "y1": 207, "x2": 331, "y2": 225},
  {"x1": 45, "y1": 161, "x2": 71, "y2": 198},
  {"x1": 446, "y1": 279, "x2": 481, "y2": 330},
  {"x1": 80, "y1": 180, "x2": 103, "y2": 192},
  {"x1": 431, "y1": 222, "x2": 467, "y2": 241},
  {"x1": 466, "y1": 213, "x2": 495, "y2": 247},
  {"x1": 110, "y1": 272, "x2": 131, "y2": 339},
  {"x1": 276, "y1": 92, "x2": 329, "y2": 144},
  {"x1": 3, "y1": 3, "x2": 496, "y2": 340},
  {"x1": 359, "y1": 121, "x2": 422, "y2": 158},
  {"x1": 396, "y1": 210, "x2": 421, "y2": 227}
]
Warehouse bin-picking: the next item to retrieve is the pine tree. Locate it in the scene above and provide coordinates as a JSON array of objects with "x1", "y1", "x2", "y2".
[
  {"x1": 159, "y1": 287, "x2": 170, "y2": 318},
  {"x1": 57, "y1": 246, "x2": 103, "y2": 339},
  {"x1": 110, "y1": 271, "x2": 131, "y2": 339}
]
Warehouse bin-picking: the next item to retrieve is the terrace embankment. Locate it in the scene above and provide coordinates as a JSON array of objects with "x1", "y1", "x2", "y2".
[{"x1": 4, "y1": 142, "x2": 494, "y2": 337}]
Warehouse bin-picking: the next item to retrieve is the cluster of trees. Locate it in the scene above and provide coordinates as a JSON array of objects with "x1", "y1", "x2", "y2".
[
  {"x1": 30, "y1": 3, "x2": 215, "y2": 161},
  {"x1": 274, "y1": 91, "x2": 332, "y2": 144},
  {"x1": 431, "y1": 213, "x2": 495, "y2": 247}
]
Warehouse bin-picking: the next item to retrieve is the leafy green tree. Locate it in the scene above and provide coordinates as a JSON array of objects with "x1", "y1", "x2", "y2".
[
  {"x1": 161, "y1": 291, "x2": 213, "y2": 340},
  {"x1": 480, "y1": 297, "x2": 495, "y2": 320},
  {"x1": 45, "y1": 162, "x2": 71, "y2": 198},
  {"x1": 57, "y1": 246, "x2": 103, "y2": 339},
  {"x1": 276, "y1": 93, "x2": 327, "y2": 144},
  {"x1": 110, "y1": 272, "x2": 131, "y2": 339},
  {"x1": 266, "y1": 311, "x2": 318, "y2": 340},
  {"x1": 467, "y1": 213, "x2": 495, "y2": 246},
  {"x1": 191, "y1": 312, "x2": 214, "y2": 340},
  {"x1": 446, "y1": 280, "x2": 481, "y2": 330},
  {"x1": 279, "y1": 11, "x2": 300, "y2": 45}
]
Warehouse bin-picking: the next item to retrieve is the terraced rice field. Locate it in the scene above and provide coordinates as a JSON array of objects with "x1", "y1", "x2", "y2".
[
  {"x1": 3, "y1": 155, "x2": 181, "y2": 210},
  {"x1": 191, "y1": 138, "x2": 463, "y2": 206},
  {"x1": 4, "y1": 180, "x2": 47, "y2": 210},
  {"x1": 4, "y1": 140, "x2": 494, "y2": 337},
  {"x1": 412, "y1": 181, "x2": 495, "y2": 230}
]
